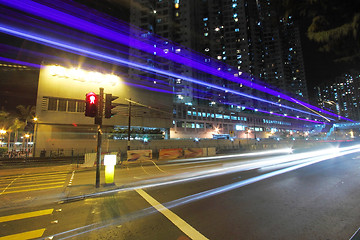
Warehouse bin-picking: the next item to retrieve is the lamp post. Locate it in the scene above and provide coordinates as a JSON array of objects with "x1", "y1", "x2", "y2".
[
  {"x1": 246, "y1": 129, "x2": 251, "y2": 145},
  {"x1": 24, "y1": 133, "x2": 30, "y2": 159},
  {"x1": 33, "y1": 117, "x2": 38, "y2": 157}
]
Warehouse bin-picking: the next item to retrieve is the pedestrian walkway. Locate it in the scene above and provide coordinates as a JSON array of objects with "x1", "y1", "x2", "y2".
[
  {"x1": 0, "y1": 170, "x2": 70, "y2": 195},
  {"x1": 0, "y1": 164, "x2": 75, "y2": 177},
  {"x1": 0, "y1": 208, "x2": 54, "y2": 239}
]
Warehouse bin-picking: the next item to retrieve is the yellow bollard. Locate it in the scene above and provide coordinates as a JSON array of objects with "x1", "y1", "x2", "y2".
[{"x1": 104, "y1": 155, "x2": 116, "y2": 184}]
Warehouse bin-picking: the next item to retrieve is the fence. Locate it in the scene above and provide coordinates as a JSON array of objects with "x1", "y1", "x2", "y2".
[{"x1": 3, "y1": 138, "x2": 326, "y2": 162}]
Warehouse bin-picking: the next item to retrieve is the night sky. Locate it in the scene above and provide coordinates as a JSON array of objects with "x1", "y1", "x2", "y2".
[{"x1": 301, "y1": 31, "x2": 358, "y2": 92}]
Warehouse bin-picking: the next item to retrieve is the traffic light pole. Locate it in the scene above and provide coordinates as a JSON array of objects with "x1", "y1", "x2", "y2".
[
  {"x1": 127, "y1": 99, "x2": 131, "y2": 150},
  {"x1": 95, "y1": 88, "x2": 104, "y2": 188}
]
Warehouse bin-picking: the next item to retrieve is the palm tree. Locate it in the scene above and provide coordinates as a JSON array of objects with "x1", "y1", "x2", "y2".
[
  {"x1": 272, "y1": 0, "x2": 360, "y2": 62},
  {"x1": 0, "y1": 111, "x2": 10, "y2": 127},
  {"x1": 0, "y1": 111, "x2": 11, "y2": 150},
  {"x1": 16, "y1": 105, "x2": 36, "y2": 131},
  {"x1": 10, "y1": 118, "x2": 26, "y2": 151}
]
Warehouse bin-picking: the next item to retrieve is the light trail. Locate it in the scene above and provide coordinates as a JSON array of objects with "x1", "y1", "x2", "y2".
[
  {"x1": 0, "y1": 0, "x2": 353, "y2": 122},
  {"x1": 0, "y1": 56, "x2": 41, "y2": 68},
  {"x1": 0, "y1": 51, "x2": 329, "y2": 123},
  {"x1": 48, "y1": 144, "x2": 360, "y2": 239},
  {"x1": 61, "y1": 145, "x2": 353, "y2": 203},
  {"x1": 0, "y1": 52, "x2": 325, "y2": 123},
  {"x1": 0, "y1": 24, "x2": 327, "y2": 123}
]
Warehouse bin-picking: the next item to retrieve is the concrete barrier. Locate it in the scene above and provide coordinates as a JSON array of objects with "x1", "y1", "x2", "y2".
[
  {"x1": 126, "y1": 150, "x2": 152, "y2": 164},
  {"x1": 159, "y1": 148, "x2": 183, "y2": 160}
]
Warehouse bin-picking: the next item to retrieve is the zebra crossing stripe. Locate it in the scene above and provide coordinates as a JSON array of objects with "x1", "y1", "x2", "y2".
[
  {"x1": 0, "y1": 209, "x2": 53, "y2": 223},
  {"x1": 0, "y1": 228, "x2": 46, "y2": 240}
]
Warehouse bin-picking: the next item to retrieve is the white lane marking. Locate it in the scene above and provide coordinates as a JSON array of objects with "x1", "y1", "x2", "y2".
[
  {"x1": 136, "y1": 188, "x2": 208, "y2": 240},
  {"x1": 68, "y1": 170, "x2": 75, "y2": 186}
]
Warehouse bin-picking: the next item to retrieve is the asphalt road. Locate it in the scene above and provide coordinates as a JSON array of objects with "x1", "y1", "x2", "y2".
[{"x1": 1, "y1": 146, "x2": 360, "y2": 240}]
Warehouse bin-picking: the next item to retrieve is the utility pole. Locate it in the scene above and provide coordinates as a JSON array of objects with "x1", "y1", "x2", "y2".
[
  {"x1": 95, "y1": 87, "x2": 104, "y2": 188},
  {"x1": 127, "y1": 99, "x2": 131, "y2": 150}
]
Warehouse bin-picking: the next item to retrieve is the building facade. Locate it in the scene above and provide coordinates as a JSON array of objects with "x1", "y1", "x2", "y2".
[
  {"x1": 34, "y1": 63, "x2": 172, "y2": 156},
  {"x1": 316, "y1": 70, "x2": 360, "y2": 121},
  {"x1": 128, "y1": 0, "x2": 312, "y2": 138}
]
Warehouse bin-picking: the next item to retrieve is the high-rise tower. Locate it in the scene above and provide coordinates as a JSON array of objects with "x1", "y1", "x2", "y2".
[{"x1": 129, "y1": 0, "x2": 309, "y2": 112}]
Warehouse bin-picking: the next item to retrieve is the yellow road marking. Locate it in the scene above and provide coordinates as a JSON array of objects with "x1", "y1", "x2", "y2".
[
  {"x1": 0, "y1": 175, "x2": 67, "y2": 184},
  {"x1": 0, "y1": 175, "x2": 23, "y2": 196},
  {"x1": 0, "y1": 171, "x2": 68, "y2": 180},
  {"x1": 1, "y1": 185, "x2": 64, "y2": 194},
  {"x1": 16, "y1": 174, "x2": 67, "y2": 180},
  {"x1": 0, "y1": 209, "x2": 53, "y2": 223},
  {"x1": 0, "y1": 177, "x2": 67, "y2": 185},
  {"x1": 1, "y1": 181, "x2": 65, "y2": 190},
  {"x1": 136, "y1": 189, "x2": 208, "y2": 240},
  {"x1": 0, "y1": 228, "x2": 46, "y2": 240},
  {"x1": 21, "y1": 171, "x2": 69, "y2": 176}
]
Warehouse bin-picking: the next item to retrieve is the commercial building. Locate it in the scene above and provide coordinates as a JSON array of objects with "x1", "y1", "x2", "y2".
[
  {"x1": 172, "y1": 103, "x2": 314, "y2": 139},
  {"x1": 34, "y1": 63, "x2": 172, "y2": 156}
]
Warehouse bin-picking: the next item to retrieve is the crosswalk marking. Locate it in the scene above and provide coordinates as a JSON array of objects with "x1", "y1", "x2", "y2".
[
  {"x1": 0, "y1": 209, "x2": 53, "y2": 240},
  {"x1": 0, "y1": 171, "x2": 69, "y2": 180},
  {"x1": 0, "y1": 171, "x2": 69, "y2": 195},
  {"x1": 0, "y1": 181, "x2": 65, "y2": 190},
  {"x1": 0, "y1": 228, "x2": 46, "y2": 240},
  {"x1": 0, "y1": 209, "x2": 53, "y2": 223},
  {"x1": 0, "y1": 178, "x2": 66, "y2": 186},
  {"x1": 9, "y1": 174, "x2": 67, "y2": 181},
  {"x1": 1, "y1": 185, "x2": 64, "y2": 194}
]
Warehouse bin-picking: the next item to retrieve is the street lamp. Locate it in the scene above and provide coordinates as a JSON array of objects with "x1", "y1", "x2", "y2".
[
  {"x1": 24, "y1": 133, "x2": 30, "y2": 150},
  {"x1": 33, "y1": 117, "x2": 38, "y2": 157},
  {"x1": 246, "y1": 129, "x2": 251, "y2": 145}
]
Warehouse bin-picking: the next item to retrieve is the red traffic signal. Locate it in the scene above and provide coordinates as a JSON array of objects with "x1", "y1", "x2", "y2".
[{"x1": 85, "y1": 92, "x2": 98, "y2": 117}]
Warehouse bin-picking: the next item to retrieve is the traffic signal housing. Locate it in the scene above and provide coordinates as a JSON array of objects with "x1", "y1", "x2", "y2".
[
  {"x1": 105, "y1": 94, "x2": 119, "y2": 118},
  {"x1": 85, "y1": 92, "x2": 98, "y2": 117}
]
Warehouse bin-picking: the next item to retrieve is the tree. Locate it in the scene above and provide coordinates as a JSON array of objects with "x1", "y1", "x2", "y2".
[
  {"x1": 0, "y1": 111, "x2": 10, "y2": 128},
  {"x1": 0, "y1": 111, "x2": 11, "y2": 149},
  {"x1": 272, "y1": 0, "x2": 360, "y2": 62},
  {"x1": 10, "y1": 118, "x2": 26, "y2": 151},
  {"x1": 16, "y1": 105, "x2": 36, "y2": 131}
]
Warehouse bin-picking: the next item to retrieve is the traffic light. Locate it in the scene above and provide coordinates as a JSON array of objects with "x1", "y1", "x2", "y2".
[
  {"x1": 85, "y1": 92, "x2": 98, "y2": 117},
  {"x1": 104, "y1": 94, "x2": 119, "y2": 118}
]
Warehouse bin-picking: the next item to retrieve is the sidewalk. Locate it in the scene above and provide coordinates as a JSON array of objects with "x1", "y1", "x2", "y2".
[{"x1": 62, "y1": 164, "x2": 170, "y2": 201}]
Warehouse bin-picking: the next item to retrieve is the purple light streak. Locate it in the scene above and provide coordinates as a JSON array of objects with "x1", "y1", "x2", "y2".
[
  {"x1": 0, "y1": 24, "x2": 333, "y2": 125},
  {"x1": 0, "y1": 0, "x2": 351, "y2": 122},
  {"x1": 0, "y1": 24, "x2": 323, "y2": 119}
]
